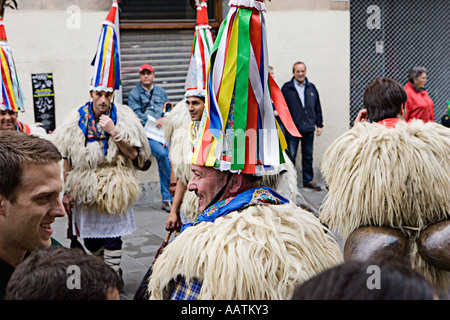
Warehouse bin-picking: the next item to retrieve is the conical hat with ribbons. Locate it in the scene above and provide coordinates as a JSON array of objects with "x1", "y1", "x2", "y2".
[
  {"x1": 185, "y1": 0, "x2": 215, "y2": 98},
  {"x1": 90, "y1": 0, "x2": 121, "y2": 92},
  {"x1": 0, "y1": 13, "x2": 24, "y2": 112},
  {"x1": 191, "y1": 0, "x2": 301, "y2": 175}
]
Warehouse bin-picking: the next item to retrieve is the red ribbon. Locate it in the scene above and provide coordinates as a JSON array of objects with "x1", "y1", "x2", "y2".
[{"x1": 269, "y1": 75, "x2": 301, "y2": 137}]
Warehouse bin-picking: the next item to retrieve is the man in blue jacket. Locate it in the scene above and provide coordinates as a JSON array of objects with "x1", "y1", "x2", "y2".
[
  {"x1": 281, "y1": 61, "x2": 323, "y2": 191},
  {"x1": 128, "y1": 64, "x2": 173, "y2": 211}
]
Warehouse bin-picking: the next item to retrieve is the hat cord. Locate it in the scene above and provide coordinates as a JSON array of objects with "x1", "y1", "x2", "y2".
[{"x1": 203, "y1": 171, "x2": 233, "y2": 211}]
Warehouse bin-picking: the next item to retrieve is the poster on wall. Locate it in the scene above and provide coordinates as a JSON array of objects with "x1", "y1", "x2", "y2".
[{"x1": 31, "y1": 73, "x2": 56, "y2": 133}]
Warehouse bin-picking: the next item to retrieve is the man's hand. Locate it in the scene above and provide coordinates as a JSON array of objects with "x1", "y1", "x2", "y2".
[
  {"x1": 316, "y1": 127, "x2": 322, "y2": 136},
  {"x1": 166, "y1": 210, "x2": 182, "y2": 232},
  {"x1": 169, "y1": 173, "x2": 177, "y2": 196},
  {"x1": 354, "y1": 108, "x2": 368, "y2": 126},
  {"x1": 156, "y1": 116, "x2": 166, "y2": 129},
  {"x1": 98, "y1": 114, "x2": 119, "y2": 136},
  {"x1": 62, "y1": 193, "x2": 71, "y2": 215},
  {"x1": 169, "y1": 182, "x2": 177, "y2": 196},
  {"x1": 99, "y1": 114, "x2": 138, "y2": 159}
]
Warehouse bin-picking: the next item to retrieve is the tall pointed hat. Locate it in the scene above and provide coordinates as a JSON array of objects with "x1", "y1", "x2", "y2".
[
  {"x1": 90, "y1": 0, "x2": 121, "y2": 92},
  {"x1": 0, "y1": 3, "x2": 24, "y2": 112},
  {"x1": 185, "y1": 0, "x2": 214, "y2": 98},
  {"x1": 191, "y1": 0, "x2": 301, "y2": 175}
]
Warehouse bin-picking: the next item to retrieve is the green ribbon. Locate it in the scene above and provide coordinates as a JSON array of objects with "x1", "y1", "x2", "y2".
[{"x1": 232, "y1": 8, "x2": 252, "y2": 170}]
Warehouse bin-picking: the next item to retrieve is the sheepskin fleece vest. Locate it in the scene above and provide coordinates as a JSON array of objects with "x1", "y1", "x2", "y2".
[
  {"x1": 320, "y1": 120, "x2": 450, "y2": 292},
  {"x1": 148, "y1": 202, "x2": 343, "y2": 299},
  {"x1": 51, "y1": 103, "x2": 151, "y2": 215}
]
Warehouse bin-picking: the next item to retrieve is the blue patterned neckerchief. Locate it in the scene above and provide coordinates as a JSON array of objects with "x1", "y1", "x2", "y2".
[
  {"x1": 78, "y1": 101, "x2": 117, "y2": 155},
  {"x1": 180, "y1": 186, "x2": 289, "y2": 233}
]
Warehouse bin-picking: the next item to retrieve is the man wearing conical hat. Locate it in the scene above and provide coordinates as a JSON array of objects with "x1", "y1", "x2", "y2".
[
  {"x1": 51, "y1": 1, "x2": 151, "y2": 282},
  {"x1": 148, "y1": 0, "x2": 343, "y2": 300},
  {"x1": 163, "y1": 0, "x2": 215, "y2": 231},
  {"x1": 164, "y1": 0, "x2": 303, "y2": 233},
  {"x1": 320, "y1": 77, "x2": 450, "y2": 295},
  {"x1": 0, "y1": 2, "x2": 30, "y2": 134}
]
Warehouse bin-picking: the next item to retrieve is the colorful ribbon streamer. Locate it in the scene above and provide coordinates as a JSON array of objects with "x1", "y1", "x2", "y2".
[
  {"x1": 0, "y1": 18, "x2": 23, "y2": 112},
  {"x1": 192, "y1": 0, "x2": 300, "y2": 175},
  {"x1": 90, "y1": 1, "x2": 121, "y2": 91},
  {"x1": 185, "y1": 0, "x2": 214, "y2": 97}
]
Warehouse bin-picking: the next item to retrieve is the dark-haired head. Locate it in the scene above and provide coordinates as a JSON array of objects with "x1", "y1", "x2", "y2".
[
  {"x1": 291, "y1": 257, "x2": 437, "y2": 300},
  {"x1": 363, "y1": 77, "x2": 407, "y2": 123}
]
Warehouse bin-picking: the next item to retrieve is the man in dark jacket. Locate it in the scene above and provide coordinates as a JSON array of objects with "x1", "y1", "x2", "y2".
[{"x1": 281, "y1": 61, "x2": 323, "y2": 191}]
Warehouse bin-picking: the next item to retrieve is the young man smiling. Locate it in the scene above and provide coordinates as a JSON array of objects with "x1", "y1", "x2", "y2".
[{"x1": 0, "y1": 130, "x2": 65, "y2": 300}]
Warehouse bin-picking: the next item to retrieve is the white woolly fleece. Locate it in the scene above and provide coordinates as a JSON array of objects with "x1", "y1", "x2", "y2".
[
  {"x1": 148, "y1": 202, "x2": 343, "y2": 300},
  {"x1": 50, "y1": 103, "x2": 151, "y2": 215},
  {"x1": 320, "y1": 120, "x2": 450, "y2": 292}
]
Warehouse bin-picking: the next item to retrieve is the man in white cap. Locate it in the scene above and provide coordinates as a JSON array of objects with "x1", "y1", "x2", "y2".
[{"x1": 51, "y1": 1, "x2": 151, "y2": 283}]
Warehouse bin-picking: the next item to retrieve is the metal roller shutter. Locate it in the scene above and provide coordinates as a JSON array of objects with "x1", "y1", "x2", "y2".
[
  {"x1": 119, "y1": 29, "x2": 193, "y2": 105},
  {"x1": 350, "y1": 0, "x2": 449, "y2": 126}
]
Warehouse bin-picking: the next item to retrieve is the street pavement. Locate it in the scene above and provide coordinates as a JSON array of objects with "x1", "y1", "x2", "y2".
[
  {"x1": 52, "y1": 202, "x2": 170, "y2": 300},
  {"x1": 52, "y1": 177, "x2": 342, "y2": 300}
]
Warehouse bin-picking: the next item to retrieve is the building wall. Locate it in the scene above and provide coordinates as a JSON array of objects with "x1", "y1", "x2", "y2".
[
  {"x1": 264, "y1": 8, "x2": 350, "y2": 169},
  {"x1": 6, "y1": 10, "x2": 103, "y2": 126},
  {"x1": 14, "y1": 0, "x2": 111, "y2": 11},
  {"x1": 265, "y1": 0, "x2": 349, "y2": 11}
]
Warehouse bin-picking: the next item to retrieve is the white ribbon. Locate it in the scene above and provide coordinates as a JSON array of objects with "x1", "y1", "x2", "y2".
[{"x1": 228, "y1": 0, "x2": 266, "y2": 12}]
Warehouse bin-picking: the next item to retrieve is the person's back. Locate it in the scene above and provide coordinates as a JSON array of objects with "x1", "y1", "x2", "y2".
[
  {"x1": 353, "y1": 77, "x2": 407, "y2": 126},
  {"x1": 364, "y1": 77, "x2": 407, "y2": 122},
  {"x1": 320, "y1": 77, "x2": 450, "y2": 294}
]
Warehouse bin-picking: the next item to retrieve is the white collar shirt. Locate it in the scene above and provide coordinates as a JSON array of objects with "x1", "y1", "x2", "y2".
[{"x1": 294, "y1": 80, "x2": 306, "y2": 107}]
